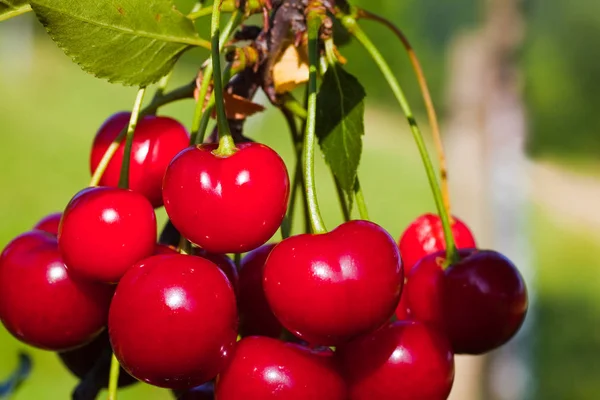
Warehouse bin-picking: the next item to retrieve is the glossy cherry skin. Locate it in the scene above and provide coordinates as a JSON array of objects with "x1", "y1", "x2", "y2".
[
  {"x1": 58, "y1": 330, "x2": 137, "y2": 388},
  {"x1": 33, "y1": 212, "x2": 62, "y2": 236},
  {"x1": 90, "y1": 112, "x2": 190, "y2": 207},
  {"x1": 194, "y1": 248, "x2": 239, "y2": 293},
  {"x1": 215, "y1": 336, "x2": 347, "y2": 400},
  {"x1": 336, "y1": 320, "x2": 454, "y2": 400},
  {"x1": 109, "y1": 254, "x2": 238, "y2": 389},
  {"x1": 0, "y1": 231, "x2": 113, "y2": 350},
  {"x1": 172, "y1": 382, "x2": 214, "y2": 400},
  {"x1": 264, "y1": 220, "x2": 403, "y2": 345},
  {"x1": 58, "y1": 186, "x2": 157, "y2": 283},
  {"x1": 399, "y1": 213, "x2": 476, "y2": 273},
  {"x1": 238, "y1": 244, "x2": 283, "y2": 338},
  {"x1": 162, "y1": 143, "x2": 290, "y2": 254},
  {"x1": 403, "y1": 252, "x2": 447, "y2": 326}
]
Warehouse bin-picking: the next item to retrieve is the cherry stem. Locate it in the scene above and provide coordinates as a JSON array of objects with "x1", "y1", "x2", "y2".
[
  {"x1": 354, "y1": 178, "x2": 370, "y2": 220},
  {"x1": 151, "y1": 69, "x2": 174, "y2": 104},
  {"x1": 211, "y1": 0, "x2": 236, "y2": 157},
  {"x1": 280, "y1": 108, "x2": 304, "y2": 239},
  {"x1": 304, "y1": 10, "x2": 327, "y2": 234},
  {"x1": 118, "y1": 87, "x2": 147, "y2": 190},
  {"x1": 357, "y1": 8, "x2": 452, "y2": 218},
  {"x1": 333, "y1": 176, "x2": 351, "y2": 222},
  {"x1": 178, "y1": 235, "x2": 192, "y2": 255},
  {"x1": 89, "y1": 82, "x2": 195, "y2": 186},
  {"x1": 106, "y1": 353, "x2": 120, "y2": 400},
  {"x1": 190, "y1": 10, "x2": 242, "y2": 145},
  {"x1": 340, "y1": 16, "x2": 458, "y2": 264}
]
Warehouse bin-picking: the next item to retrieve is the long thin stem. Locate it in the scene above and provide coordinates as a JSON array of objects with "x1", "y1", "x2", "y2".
[
  {"x1": 152, "y1": 70, "x2": 174, "y2": 103},
  {"x1": 357, "y1": 9, "x2": 452, "y2": 218},
  {"x1": 118, "y1": 88, "x2": 147, "y2": 189},
  {"x1": 304, "y1": 11, "x2": 327, "y2": 234},
  {"x1": 106, "y1": 354, "x2": 120, "y2": 400},
  {"x1": 341, "y1": 16, "x2": 458, "y2": 263},
  {"x1": 354, "y1": 178, "x2": 369, "y2": 220},
  {"x1": 89, "y1": 82, "x2": 194, "y2": 186},
  {"x1": 333, "y1": 176, "x2": 351, "y2": 222}
]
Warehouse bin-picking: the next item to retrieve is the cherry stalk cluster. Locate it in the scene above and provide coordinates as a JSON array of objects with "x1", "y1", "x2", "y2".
[{"x1": 0, "y1": 1, "x2": 528, "y2": 399}]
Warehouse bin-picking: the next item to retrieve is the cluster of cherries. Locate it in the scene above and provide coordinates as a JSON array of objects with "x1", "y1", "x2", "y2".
[{"x1": 0, "y1": 112, "x2": 528, "y2": 399}]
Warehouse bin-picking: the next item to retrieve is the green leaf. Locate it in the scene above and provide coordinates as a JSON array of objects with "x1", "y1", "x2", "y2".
[
  {"x1": 29, "y1": 0, "x2": 209, "y2": 86},
  {"x1": 0, "y1": 352, "x2": 32, "y2": 399},
  {"x1": 316, "y1": 63, "x2": 366, "y2": 209},
  {"x1": 0, "y1": 1, "x2": 31, "y2": 22}
]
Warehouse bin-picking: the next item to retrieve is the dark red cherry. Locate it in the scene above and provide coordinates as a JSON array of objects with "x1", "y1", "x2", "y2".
[
  {"x1": 0, "y1": 231, "x2": 113, "y2": 350},
  {"x1": 172, "y1": 382, "x2": 214, "y2": 400},
  {"x1": 109, "y1": 254, "x2": 238, "y2": 389},
  {"x1": 399, "y1": 213, "x2": 476, "y2": 273},
  {"x1": 336, "y1": 320, "x2": 454, "y2": 400},
  {"x1": 33, "y1": 212, "x2": 62, "y2": 236},
  {"x1": 154, "y1": 243, "x2": 179, "y2": 255},
  {"x1": 443, "y1": 249, "x2": 528, "y2": 354},
  {"x1": 215, "y1": 336, "x2": 347, "y2": 400},
  {"x1": 162, "y1": 143, "x2": 290, "y2": 254},
  {"x1": 263, "y1": 220, "x2": 403, "y2": 345},
  {"x1": 90, "y1": 112, "x2": 190, "y2": 207},
  {"x1": 58, "y1": 330, "x2": 137, "y2": 388},
  {"x1": 238, "y1": 244, "x2": 282, "y2": 338},
  {"x1": 194, "y1": 248, "x2": 238, "y2": 293},
  {"x1": 58, "y1": 186, "x2": 157, "y2": 283},
  {"x1": 394, "y1": 287, "x2": 411, "y2": 321}
]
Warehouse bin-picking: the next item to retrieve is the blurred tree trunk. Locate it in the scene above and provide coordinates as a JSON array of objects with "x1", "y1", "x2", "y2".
[{"x1": 444, "y1": 0, "x2": 533, "y2": 399}]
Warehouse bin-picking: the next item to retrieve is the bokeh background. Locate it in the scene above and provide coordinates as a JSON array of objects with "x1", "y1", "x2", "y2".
[{"x1": 1, "y1": 0, "x2": 598, "y2": 399}]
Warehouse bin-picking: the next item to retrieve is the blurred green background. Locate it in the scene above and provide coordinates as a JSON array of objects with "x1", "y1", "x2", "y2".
[{"x1": 1, "y1": 0, "x2": 599, "y2": 399}]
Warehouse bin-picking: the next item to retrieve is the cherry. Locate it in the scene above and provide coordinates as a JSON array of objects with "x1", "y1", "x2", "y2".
[
  {"x1": 336, "y1": 320, "x2": 454, "y2": 400},
  {"x1": 154, "y1": 243, "x2": 179, "y2": 255},
  {"x1": 403, "y1": 253, "x2": 446, "y2": 326},
  {"x1": 399, "y1": 213, "x2": 476, "y2": 273},
  {"x1": 215, "y1": 336, "x2": 347, "y2": 400},
  {"x1": 172, "y1": 382, "x2": 214, "y2": 400},
  {"x1": 58, "y1": 330, "x2": 137, "y2": 388},
  {"x1": 90, "y1": 112, "x2": 190, "y2": 207},
  {"x1": 109, "y1": 254, "x2": 238, "y2": 389},
  {"x1": 162, "y1": 143, "x2": 290, "y2": 254},
  {"x1": 33, "y1": 212, "x2": 62, "y2": 236},
  {"x1": 194, "y1": 248, "x2": 239, "y2": 293},
  {"x1": 263, "y1": 220, "x2": 403, "y2": 345},
  {"x1": 394, "y1": 286, "x2": 412, "y2": 321},
  {"x1": 0, "y1": 231, "x2": 113, "y2": 350},
  {"x1": 237, "y1": 244, "x2": 283, "y2": 338},
  {"x1": 58, "y1": 186, "x2": 157, "y2": 283}
]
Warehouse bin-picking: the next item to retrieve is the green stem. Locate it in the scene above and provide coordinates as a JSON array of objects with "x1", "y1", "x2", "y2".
[
  {"x1": 189, "y1": 0, "x2": 206, "y2": 15},
  {"x1": 151, "y1": 70, "x2": 174, "y2": 104},
  {"x1": 354, "y1": 178, "x2": 370, "y2": 220},
  {"x1": 118, "y1": 88, "x2": 147, "y2": 189},
  {"x1": 107, "y1": 354, "x2": 120, "y2": 400},
  {"x1": 342, "y1": 17, "x2": 458, "y2": 263},
  {"x1": 304, "y1": 12, "x2": 327, "y2": 234},
  {"x1": 282, "y1": 94, "x2": 309, "y2": 120},
  {"x1": 280, "y1": 109, "x2": 303, "y2": 239},
  {"x1": 90, "y1": 82, "x2": 194, "y2": 186},
  {"x1": 0, "y1": 4, "x2": 32, "y2": 22},
  {"x1": 333, "y1": 176, "x2": 351, "y2": 222}
]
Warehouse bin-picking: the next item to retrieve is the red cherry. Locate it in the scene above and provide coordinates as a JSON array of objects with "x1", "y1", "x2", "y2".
[
  {"x1": 394, "y1": 286, "x2": 411, "y2": 321},
  {"x1": 336, "y1": 320, "x2": 454, "y2": 400},
  {"x1": 90, "y1": 112, "x2": 190, "y2": 207},
  {"x1": 162, "y1": 143, "x2": 290, "y2": 254},
  {"x1": 398, "y1": 213, "x2": 476, "y2": 273},
  {"x1": 58, "y1": 330, "x2": 137, "y2": 388},
  {"x1": 263, "y1": 220, "x2": 403, "y2": 345},
  {"x1": 194, "y1": 248, "x2": 239, "y2": 293},
  {"x1": 154, "y1": 243, "x2": 179, "y2": 255},
  {"x1": 58, "y1": 186, "x2": 157, "y2": 283},
  {"x1": 215, "y1": 336, "x2": 347, "y2": 400},
  {"x1": 238, "y1": 244, "x2": 283, "y2": 338},
  {"x1": 109, "y1": 254, "x2": 238, "y2": 389},
  {"x1": 404, "y1": 253, "x2": 446, "y2": 327},
  {"x1": 33, "y1": 212, "x2": 62, "y2": 236},
  {"x1": 0, "y1": 231, "x2": 113, "y2": 350},
  {"x1": 443, "y1": 249, "x2": 528, "y2": 354}
]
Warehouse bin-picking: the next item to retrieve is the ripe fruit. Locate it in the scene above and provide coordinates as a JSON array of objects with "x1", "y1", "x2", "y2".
[
  {"x1": 33, "y1": 212, "x2": 62, "y2": 236},
  {"x1": 403, "y1": 253, "x2": 446, "y2": 326},
  {"x1": 90, "y1": 112, "x2": 190, "y2": 207},
  {"x1": 162, "y1": 143, "x2": 290, "y2": 254},
  {"x1": 399, "y1": 213, "x2": 476, "y2": 272},
  {"x1": 194, "y1": 248, "x2": 239, "y2": 292},
  {"x1": 0, "y1": 231, "x2": 113, "y2": 350},
  {"x1": 215, "y1": 336, "x2": 347, "y2": 400},
  {"x1": 58, "y1": 330, "x2": 137, "y2": 388},
  {"x1": 58, "y1": 186, "x2": 157, "y2": 283},
  {"x1": 263, "y1": 220, "x2": 403, "y2": 345},
  {"x1": 109, "y1": 254, "x2": 238, "y2": 389},
  {"x1": 238, "y1": 244, "x2": 282, "y2": 338},
  {"x1": 336, "y1": 320, "x2": 454, "y2": 400}
]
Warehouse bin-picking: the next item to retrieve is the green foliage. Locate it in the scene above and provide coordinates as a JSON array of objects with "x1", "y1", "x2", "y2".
[
  {"x1": 316, "y1": 63, "x2": 366, "y2": 208},
  {"x1": 29, "y1": 0, "x2": 206, "y2": 86},
  {"x1": 0, "y1": 0, "x2": 30, "y2": 21}
]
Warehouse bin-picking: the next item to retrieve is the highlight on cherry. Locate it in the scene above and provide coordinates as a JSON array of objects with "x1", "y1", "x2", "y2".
[{"x1": 0, "y1": 0, "x2": 528, "y2": 399}]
